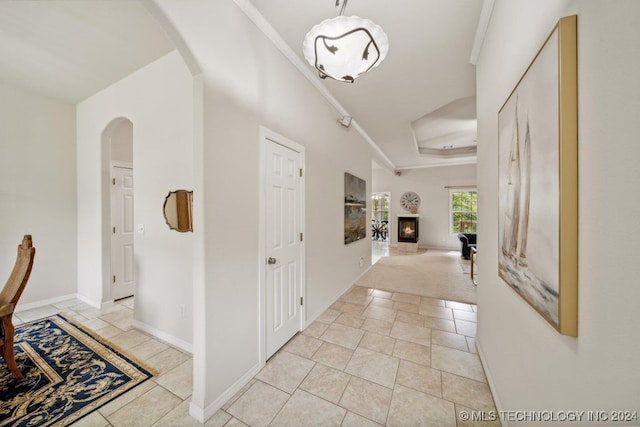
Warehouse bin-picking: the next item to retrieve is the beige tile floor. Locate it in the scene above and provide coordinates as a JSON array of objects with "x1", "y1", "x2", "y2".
[{"x1": 12, "y1": 286, "x2": 498, "y2": 426}]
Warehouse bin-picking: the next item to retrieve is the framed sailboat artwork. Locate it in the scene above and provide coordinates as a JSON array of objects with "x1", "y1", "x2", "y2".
[{"x1": 498, "y1": 15, "x2": 578, "y2": 336}]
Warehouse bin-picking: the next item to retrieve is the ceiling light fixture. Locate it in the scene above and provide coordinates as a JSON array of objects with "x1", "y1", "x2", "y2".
[{"x1": 302, "y1": 0, "x2": 389, "y2": 83}]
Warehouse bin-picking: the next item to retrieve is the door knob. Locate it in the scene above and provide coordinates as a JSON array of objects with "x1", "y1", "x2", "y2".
[{"x1": 267, "y1": 257, "x2": 277, "y2": 265}]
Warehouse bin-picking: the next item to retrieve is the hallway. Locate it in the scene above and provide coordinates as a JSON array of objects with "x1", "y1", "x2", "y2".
[
  {"x1": 13, "y1": 285, "x2": 495, "y2": 426},
  {"x1": 221, "y1": 286, "x2": 494, "y2": 426}
]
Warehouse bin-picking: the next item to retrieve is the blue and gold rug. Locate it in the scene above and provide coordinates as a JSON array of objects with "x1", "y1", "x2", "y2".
[{"x1": 0, "y1": 315, "x2": 153, "y2": 426}]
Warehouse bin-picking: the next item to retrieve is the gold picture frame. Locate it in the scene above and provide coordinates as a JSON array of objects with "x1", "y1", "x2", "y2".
[{"x1": 497, "y1": 15, "x2": 578, "y2": 336}]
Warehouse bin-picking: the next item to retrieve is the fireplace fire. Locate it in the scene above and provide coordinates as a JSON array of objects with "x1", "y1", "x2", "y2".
[{"x1": 398, "y1": 217, "x2": 419, "y2": 243}]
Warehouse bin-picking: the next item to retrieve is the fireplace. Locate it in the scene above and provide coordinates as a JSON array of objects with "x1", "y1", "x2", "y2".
[{"x1": 398, "y1": 216, "x2": 419, "y2": 243}]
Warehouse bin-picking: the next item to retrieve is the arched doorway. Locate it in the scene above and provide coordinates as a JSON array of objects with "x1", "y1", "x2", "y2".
[{"x1": 101, "y1": 117, "x2": 134, "y2": 302}]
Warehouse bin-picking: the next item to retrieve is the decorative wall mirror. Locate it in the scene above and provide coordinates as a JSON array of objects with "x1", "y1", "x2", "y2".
[{"x1": 163, "y1": 190, "x2": 193, "y2": 232}]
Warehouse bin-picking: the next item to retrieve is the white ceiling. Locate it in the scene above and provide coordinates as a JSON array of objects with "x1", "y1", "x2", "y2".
[
  {"x1": 0, "y1": 0, "x2": 486, "y2": 169},
  {"x1": 249, "y1": 0, "x2": 484, "y2": 169},
  {"x1": 0, "y1": 1, "x2": 173, "y2": 103}
]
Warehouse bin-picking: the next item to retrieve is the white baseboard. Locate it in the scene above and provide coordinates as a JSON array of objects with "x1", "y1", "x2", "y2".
[
  {"x1": 305, "y1": 265, "x2": 372, "y2": 328},
  {"x1": 15, "y1": 293, "x2": 84, "y2": 313},
  {"x1": 191, "y1": 266, "x2": 372, "y2": 423},
  {"x1": 100, "y1": 300, "x2": 115, "y2": 310},
  {"x1": 350, "y1": 264, "x2": 373, "y2": 288},
  {"x1": 475, "y1": 337, "x2": 507, "y2": 427},
  {"x1": 76, "y1": 293, "x2": 102, "y2": 309},
  {"x1": 189, "y1": 361, "x2": 263, "y2": 423},
  {"x1": 131, "y1": 319, "x2": 193, "y2": 354}
]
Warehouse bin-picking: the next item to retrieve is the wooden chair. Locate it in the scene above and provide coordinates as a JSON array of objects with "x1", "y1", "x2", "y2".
[{"x1": 0, "y1": 235, "x2": 35, "y2": 380}]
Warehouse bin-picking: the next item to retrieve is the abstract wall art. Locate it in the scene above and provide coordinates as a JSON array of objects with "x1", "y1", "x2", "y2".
[{"x1": 344, "y1": 172, "x2": 366, "y2": 244}]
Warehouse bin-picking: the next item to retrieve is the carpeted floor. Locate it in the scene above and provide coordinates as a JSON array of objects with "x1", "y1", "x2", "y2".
[
  {"x1": 459, "y1": 257, "x2": 471, "y2": 274},
  {"x1": 356, "y1": 248, "x2": 477, "y2": 304}
]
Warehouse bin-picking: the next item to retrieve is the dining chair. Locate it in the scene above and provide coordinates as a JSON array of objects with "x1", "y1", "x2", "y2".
[{"x1": 0, "y1": 235, "x2": 36, "y2": 380}]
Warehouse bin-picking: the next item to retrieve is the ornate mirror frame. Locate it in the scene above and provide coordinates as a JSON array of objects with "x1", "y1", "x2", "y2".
[{"x1": 163, "y1": 190, "x2": 193, "y2": 232}]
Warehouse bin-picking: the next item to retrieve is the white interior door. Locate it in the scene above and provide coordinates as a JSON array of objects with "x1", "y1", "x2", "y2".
[
  {"x1": 265, "y1": 139, "x2": 303, "y2": 358},
  {"x1": 111, "y1": 165, "x2": 135, "y2": 300}
]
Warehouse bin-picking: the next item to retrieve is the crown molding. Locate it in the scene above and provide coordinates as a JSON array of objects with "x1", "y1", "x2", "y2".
[
  {"x1": 470, "y1": 0, "x2": 496, "y2": 65},
  {"x1": 395, "y1": 158, "x2": 478, "y2": 171}
]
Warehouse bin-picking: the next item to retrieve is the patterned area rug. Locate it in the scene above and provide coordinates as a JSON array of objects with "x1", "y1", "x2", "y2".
[{"x1": 0, "y1": 315, "x2": 152, "y2": 426}]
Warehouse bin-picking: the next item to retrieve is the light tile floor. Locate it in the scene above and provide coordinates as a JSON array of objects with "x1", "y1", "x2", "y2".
[{"x1": 12, "y1": 286, "x2": 498, "y2": 426}]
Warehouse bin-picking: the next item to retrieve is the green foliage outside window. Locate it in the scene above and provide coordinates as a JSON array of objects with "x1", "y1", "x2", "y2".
[
  {"x1": 451, "y1": 190, "x2": 477, "y2": 233},
  {"x1": 371, "y1": 195, "x2": 389, "y2": 222}
]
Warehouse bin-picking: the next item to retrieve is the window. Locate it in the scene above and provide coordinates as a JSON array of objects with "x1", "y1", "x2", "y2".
[
  {"x1": 371, "y1": 192, "x2": 390, "y2": 223},
  {"x1": 450, "y1": 189, "x2": 477, "y2": 234}
]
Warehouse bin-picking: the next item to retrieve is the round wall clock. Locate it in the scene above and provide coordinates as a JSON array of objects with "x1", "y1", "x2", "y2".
[{"x1": 400, "y1": 192, "x2": 421, "y2": 212}]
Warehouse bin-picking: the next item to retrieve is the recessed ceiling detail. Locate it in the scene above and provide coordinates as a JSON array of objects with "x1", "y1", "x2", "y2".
[
  {"x1": 250, "y1": 0, "x2": 484, "y2": 169},
  {"x1": 412, "y1": 97, "x2": 477, "y2": 159},
  {"x1": 418, "y1": 145, "x2": 477, "y2": 158}
]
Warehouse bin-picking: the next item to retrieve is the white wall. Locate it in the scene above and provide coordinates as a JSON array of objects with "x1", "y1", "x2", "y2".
[
  {"x1": 0, "y1": 83, "x2": 77, "y2": 305},
  {"x1": 476, "y1": 0, "x2": 640, "y2": 422},
  {"x1": 76, "y1": 51, "x2": 194, "y2": 349},
  {"x1": 110, "y1": 120, "x2": 133, "y2": 163},
  {"x1": 373, "y1": 165, "x2": 477, "y2": 250},
  {"x1": 153, "y1": 0, "x2": 389, "y2": 419}
]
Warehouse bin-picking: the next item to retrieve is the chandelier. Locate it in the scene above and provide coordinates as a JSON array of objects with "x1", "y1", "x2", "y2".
[{"x1": 302, "y1": 0, "x2": 389, "y2": 83}]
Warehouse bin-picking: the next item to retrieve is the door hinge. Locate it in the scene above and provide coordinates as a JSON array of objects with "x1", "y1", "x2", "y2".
[
  {"x1": 300, "y1": 297, "x2": 303, "y2": 306},
  {"x1": 113, "y1": 275, "x2": 116, "y2": 284},
  {"x1": 113, "y1": 226, "x2": 116, "y2": 234},
  {"x1": 112, "y1": 178, "x2": 115, "y2": 185},
  {"x1": 300, "y1": 232, "x2": 303, "y2": 242},
  {"x1": 299, "y1": 168, "x2": 303, "y2": 177}
]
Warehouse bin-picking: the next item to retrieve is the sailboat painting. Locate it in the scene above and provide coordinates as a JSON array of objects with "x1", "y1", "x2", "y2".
[{"x1": 498, "y1": 15, "x2": 578, "y2": 335}]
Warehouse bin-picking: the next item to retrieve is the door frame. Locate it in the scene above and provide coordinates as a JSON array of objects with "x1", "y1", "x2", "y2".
[
  {"x1": 258, "y1": 126, "x2": 306, "y2": 365},
  {"x1": 372, "y1": 191, "x2": 392, "y2": 241},
  {"x1": 109, "y1": 160, "x2": 136, "y2": 306},
  {"x1": 100, "y1": 117, "x2": 133, "y2": 308},
  {"x1": 110, "y1": 161, "x2": 134, "y2": 301}
]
